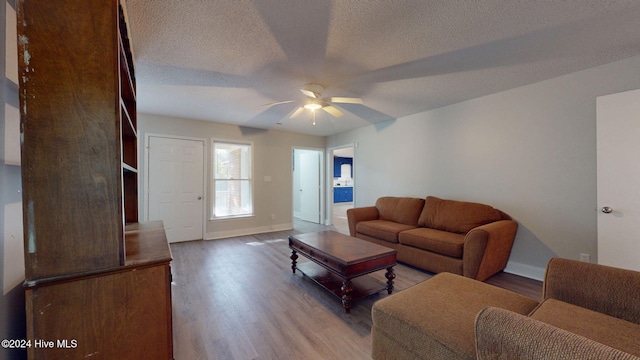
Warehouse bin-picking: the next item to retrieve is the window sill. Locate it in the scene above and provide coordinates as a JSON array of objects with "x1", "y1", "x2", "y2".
[{"x1": 209, "y1": 214, "x2": 255, "y2": 222}]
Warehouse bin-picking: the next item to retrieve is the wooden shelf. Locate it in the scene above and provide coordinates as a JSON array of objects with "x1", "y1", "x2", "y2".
[
  {"x1": 296, "y1": 262, "x2": 388, "y2": 303},
  {"x1": 125, "y1": 221, "x2": 173, "y2": 266},
  {"x1": 121, "y1": 100, "x2": 137, "y2": 135},
  {"x1": 122, "y1": 163, "x2": 138, "y2": 173},
  {"x1": 22, "y1": 221, "x2": 171, "y2": 288}
]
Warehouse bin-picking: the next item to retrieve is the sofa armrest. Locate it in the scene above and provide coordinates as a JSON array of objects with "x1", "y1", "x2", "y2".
[
  {"x1": 475, "y1": 307, "x2": 639, "y2": 360},
  {"x1": 463, "y1": 220, "x2": 518, "y2": 281},
  {"x1": 346, "y1": 206, "x2": 379, "y2": 237},
  {"x1": 543, "y1": 258, "x2": 640, "y2": 325}
]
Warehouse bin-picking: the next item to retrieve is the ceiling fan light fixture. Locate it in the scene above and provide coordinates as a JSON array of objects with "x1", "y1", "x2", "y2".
[
  {"x1": 303, "y1": 101, "x2": 323, "y2": 111},
  {"x1": 280, "y1": 83, "x2": 362, "y2": 123}
]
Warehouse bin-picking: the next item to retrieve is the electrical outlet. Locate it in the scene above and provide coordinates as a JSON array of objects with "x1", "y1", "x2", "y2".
[
  {"x1": 271, "y1": 213, "x2": 276, "y2": 220},
  {"x1": 580, "y1": 253, "x2": 590, "y2": 263}
]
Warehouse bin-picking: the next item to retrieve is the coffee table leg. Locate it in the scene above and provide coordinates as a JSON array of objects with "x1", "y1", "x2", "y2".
[
  {"x1": 385, "y1": 267, "x2": 396, "y2": 294},
  {"x1": 341, "y1": 280, "x2": 353, "y2": 313},
  {"x1": 290, "y1": 250, "x2": 298, "y2": 274}
]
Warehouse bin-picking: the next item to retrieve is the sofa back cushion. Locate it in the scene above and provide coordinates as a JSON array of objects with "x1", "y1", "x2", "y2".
[
  {"x1": 418, "y1": 196, "x2": 501, "y2": 233},
  {"x1": 375, "y1": 196, "x2": 425, "y2": 226},
  {"x1": 529, "y1": 299, "x2": 640, "y2": 357}
]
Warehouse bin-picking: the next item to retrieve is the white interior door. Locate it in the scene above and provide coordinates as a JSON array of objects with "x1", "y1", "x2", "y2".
[
  {"x1": 148, "y1": 136, "x2": 204, "y2": 243},
  {"x1": 298, "y1": 150, "x2": 321, "y2": 223},
  {"x1": 596, "y1": 88, "x2": 640, "y2": 271}
]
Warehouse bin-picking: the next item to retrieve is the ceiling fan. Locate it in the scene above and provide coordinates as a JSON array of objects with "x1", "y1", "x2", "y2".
[{"x1": 266, "y1": 83, "x2": 363, "y2": 125}]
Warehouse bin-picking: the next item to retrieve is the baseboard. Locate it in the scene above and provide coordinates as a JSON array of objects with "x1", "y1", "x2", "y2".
[
  {"x1": 205, "y1": 223, "x2": 293, "y2": 240},
  {"x1": 204, "y1": 226, "x2": 547, "y2": 280},
  {"x1": 504, "y1": 261, "x2": 546, "y2": 282}
]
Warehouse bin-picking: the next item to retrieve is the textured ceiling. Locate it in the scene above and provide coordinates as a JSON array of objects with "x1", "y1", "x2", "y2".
[{"x1": 126, "y1": 0, "x2": 640, "y2": 136}]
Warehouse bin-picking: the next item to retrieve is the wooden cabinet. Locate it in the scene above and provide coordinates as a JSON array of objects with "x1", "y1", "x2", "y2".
[
  {"x1": 26, "y1": 223, "x2": 172, "y2": 359},
  {"x1": 17, "y1": 1, "x2": 172, "y2": 358},
  {"x1": 19, "y1": 0, "x2": 130, "y2": 281}
]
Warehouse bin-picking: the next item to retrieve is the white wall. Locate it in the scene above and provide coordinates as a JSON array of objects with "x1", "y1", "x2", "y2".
[
  {"x1": 138, "y1": 113, "x2": 325, "y2": 239},
  {"x1": 1, "y1": 1, "x2": 27, "y2": 357},
  {"x1": 327, "y1": 55, "x2": 640, "y2": 279}
]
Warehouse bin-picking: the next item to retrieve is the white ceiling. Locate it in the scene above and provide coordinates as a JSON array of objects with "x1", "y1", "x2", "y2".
[{"x1": 126, "y1": 0, "x2": 640, "y2": 137}]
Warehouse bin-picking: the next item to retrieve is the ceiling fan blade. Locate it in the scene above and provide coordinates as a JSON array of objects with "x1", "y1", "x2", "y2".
[
  {"x1": 262, "y1": 100, "x2": 295, "y2": 107},
  {"x1": 289, "y1": 107, "x2": 305, "y2": 119},
  {"x1": 322, "y1": 105, "x2": 343, "y2": 118},
  {"x1": 300, "y1": 89, "x2": 319, "y2": 98},
  {"x1": 330, "y1": 96, "x2": 363, "y2": 104}
]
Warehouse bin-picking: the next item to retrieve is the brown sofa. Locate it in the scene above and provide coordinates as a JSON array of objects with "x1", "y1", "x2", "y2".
[
  {"x1": 347, "y1": 196, "x2": 517, "y2": 281},
  {"x1": 476, "y1": 258, "x2": 640, "y2": 359},
  {"x1": 371, "y1": 258, "x2": 640, "y2": 360}
]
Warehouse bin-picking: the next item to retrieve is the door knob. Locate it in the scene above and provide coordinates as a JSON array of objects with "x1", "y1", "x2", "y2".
[
  {"x1": 197, "y1": 196, "x2": 202, "y2": 200},
  {"x1": 601, "y1": 206, "x2": 613, "y2": 214}
]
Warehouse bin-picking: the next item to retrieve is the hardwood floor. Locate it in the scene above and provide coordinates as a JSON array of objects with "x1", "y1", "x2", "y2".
[
  {"x1": 331, "y1": 202, "x2": 353, "y2": 235},
  {"x1": 170, "y1": 220, "x2": 541, "y2": 359}
]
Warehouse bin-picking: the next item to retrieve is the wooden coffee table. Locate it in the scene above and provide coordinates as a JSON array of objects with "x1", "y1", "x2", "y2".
[{"x1": 288, "y1": 230, "x2": 397, "y2": 313}]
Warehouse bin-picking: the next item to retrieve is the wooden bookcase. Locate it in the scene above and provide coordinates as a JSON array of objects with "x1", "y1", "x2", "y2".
[
  {"x1": 119, "y1": 2, "x2": 139, "y2": 225},
  {"x1": 18, "y1": 1, "x2": 172, "y2": 358}
]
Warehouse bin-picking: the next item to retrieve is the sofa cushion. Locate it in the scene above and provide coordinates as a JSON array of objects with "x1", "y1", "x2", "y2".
[
  {"x1": 399, "y1": 227, "x2": 465, "y2": 258},
  {"x1": 372, "y1": 273, "x2": 539, "y2": 359},
  {"x1": 356, "y1": 220, "x2": 417, "y2": 244},
  {"x1": 418, "y1": 196, "x2": 501, "y2": 234},
  {"x1": 542, "y1": 257, "x2": 640, "y2": 325},
  {"x1": 376, "y1": 196, "x2": 425, "y2": 226},
  {"x1": 530, "y1": 298, "x2": 640, "y2": 356}
]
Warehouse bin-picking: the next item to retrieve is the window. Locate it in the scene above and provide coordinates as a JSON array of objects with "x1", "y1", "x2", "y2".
[{"x1": 212, "y1": 140, "x2": 253, "y2": 218}]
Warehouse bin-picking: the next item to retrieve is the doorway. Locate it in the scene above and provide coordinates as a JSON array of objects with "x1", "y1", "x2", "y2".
[
  {"x1": 146, "y1": 135, "x2": 205, "y2": 243},
  {"x1": 330, "y1": 145, "x2": 355, "y2": 234},
  {"x1": 293, "y1": 148, "x2": 323, "y2": 224}
]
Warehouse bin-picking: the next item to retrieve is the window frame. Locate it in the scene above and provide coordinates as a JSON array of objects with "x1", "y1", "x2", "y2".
[{"x1": 210, "y1": 139, "x2": 254, "y2": 220}]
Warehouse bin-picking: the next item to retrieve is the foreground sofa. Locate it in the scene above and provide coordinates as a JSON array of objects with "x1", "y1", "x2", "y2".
[
  {"x1": 371, "y1": 258, "x2": 640, "y2": 360},
  {"x1": 347, "y1": 196, "x2": 517, "y2": 281}
]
